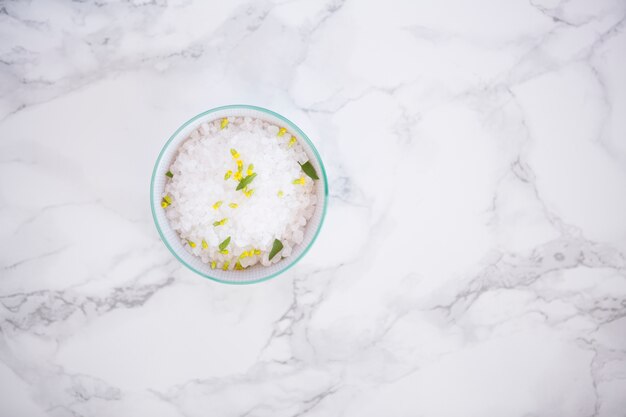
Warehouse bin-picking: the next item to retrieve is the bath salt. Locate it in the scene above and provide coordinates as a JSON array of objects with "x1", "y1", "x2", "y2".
[{"x1": 161, "y1": 116, "x2": 318, "y2": 271}]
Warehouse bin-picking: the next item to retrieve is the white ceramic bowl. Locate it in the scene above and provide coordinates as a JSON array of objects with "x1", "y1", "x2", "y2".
[{"x1": 150, "y1": 105, "x2": 328, "y2": 284}]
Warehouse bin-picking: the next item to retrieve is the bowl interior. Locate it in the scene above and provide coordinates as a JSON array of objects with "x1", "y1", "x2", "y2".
[{"x1": 150, "y1": 105, "x2": 328, "y2": 284}]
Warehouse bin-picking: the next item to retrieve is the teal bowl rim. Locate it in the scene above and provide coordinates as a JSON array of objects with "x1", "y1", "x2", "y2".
[{"x1": 150, "y1": 104, "x2": 329, "y2": 285}]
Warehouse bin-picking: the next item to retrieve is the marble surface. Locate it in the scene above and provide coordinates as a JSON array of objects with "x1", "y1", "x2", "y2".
[{"x1": 1, "y1": 0, "x2": 626, "y2": 416}]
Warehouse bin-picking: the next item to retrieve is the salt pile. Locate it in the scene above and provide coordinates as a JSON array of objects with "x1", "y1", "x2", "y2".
[{"x1": 161, "y1": 116, "x2": 318, "y2": 271}]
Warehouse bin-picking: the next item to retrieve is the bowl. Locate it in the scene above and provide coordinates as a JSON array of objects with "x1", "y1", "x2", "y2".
[{"x1": 150, "y1": 105, "x2": 328, "y2": 284}]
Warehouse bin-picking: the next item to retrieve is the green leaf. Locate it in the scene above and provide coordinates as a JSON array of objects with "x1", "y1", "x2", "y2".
[
  {"x1": 219, "y1": 236, "x2": 231, "y2": 251},
  {"x1": 269, "y1": 239, "x2": 283, "y2": 261},
  {"x1": 236, "y1": 172, "x2": 257, "y2": 191},
  {"x1": 299, "y1": 161, "x2": 319, "y2": 180},
  {"x1": 165, "y1": 170, "x2": 174, "y2": 178}
]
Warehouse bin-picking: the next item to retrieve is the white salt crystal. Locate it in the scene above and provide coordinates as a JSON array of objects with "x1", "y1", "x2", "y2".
[{"x1": 292, "y1": 229, "x2": 304, "y2": 244}]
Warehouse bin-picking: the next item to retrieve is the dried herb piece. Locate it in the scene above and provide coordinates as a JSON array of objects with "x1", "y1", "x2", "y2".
[
  {"x1": 299, "y1": 161, "x2": 319, "y2": 180},
  {"x1": 236, "y1": 173, "x2": 257, "y2": 191},
  {"x1": 219, "y1": 236, "x2": 231, "y2": 251},
  {"x1": 269, "y1": 239, "x2": 283, "y2": 261}
]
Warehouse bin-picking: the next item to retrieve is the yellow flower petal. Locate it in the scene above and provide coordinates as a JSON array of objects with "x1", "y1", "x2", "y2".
[{"x1": 213, "y1": 218, "x2": 228, "y2": 227}]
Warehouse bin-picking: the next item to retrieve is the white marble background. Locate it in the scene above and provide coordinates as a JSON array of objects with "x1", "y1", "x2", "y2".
[{"x1": 1, "y1": 0, "x2": 626, "y2": 416}]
